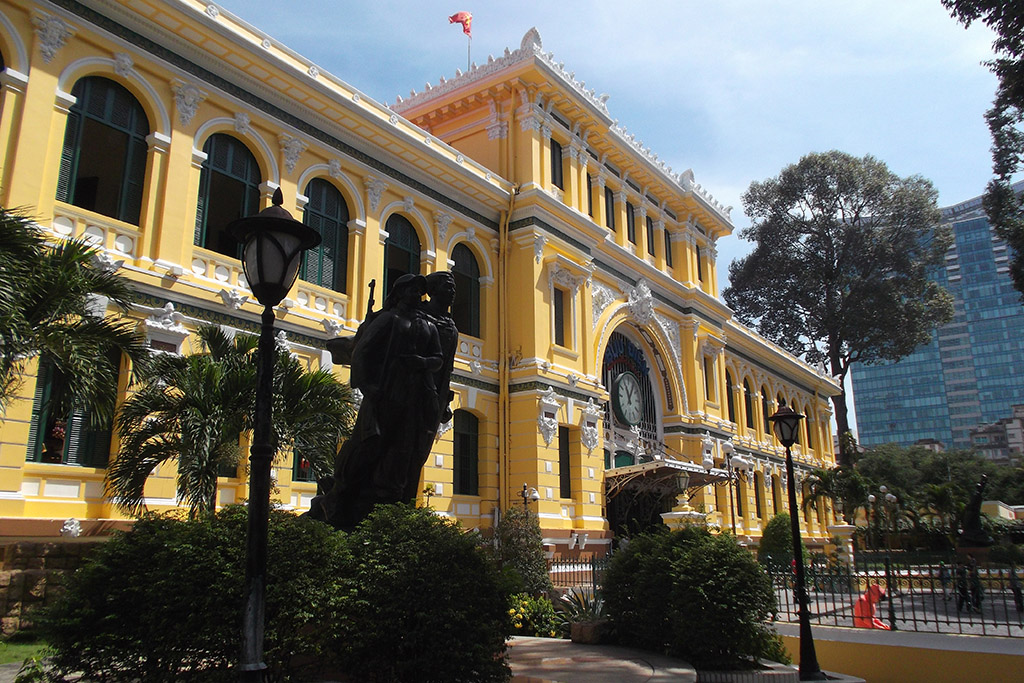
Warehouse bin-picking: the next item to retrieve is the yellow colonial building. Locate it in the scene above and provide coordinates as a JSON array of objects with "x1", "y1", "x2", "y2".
[{"x1": 0, "y1": 0, "x2": 841, "y2": 555}]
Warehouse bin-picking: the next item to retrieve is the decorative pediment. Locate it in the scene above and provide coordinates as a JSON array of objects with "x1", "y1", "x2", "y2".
[{"x1": 622, "y1": 279, "x2": 654, "y2": 326}]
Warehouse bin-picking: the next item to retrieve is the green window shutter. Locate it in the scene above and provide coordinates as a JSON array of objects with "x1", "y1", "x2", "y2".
[
  {"x1": 25, "y1": 362, "x2": 55, "y2": 462},
  {"x1": 121, "y1": 135, "x2": 148, "y2": 225},
  {"x1": 453, "y1": 411, "x2": 478, "y2": 496},
  {"x1": 194, "y1": 164, "x2": 210, "y2": 246},
  {"x1": 558, "y1": 426, "x2": 571, "y2": 499},
  {"x1": 56, "y1": 109, "x2": 81, "y2": 203},
  {"x1": 64, "y1": 409, "x2": 86, "y2": 465}
]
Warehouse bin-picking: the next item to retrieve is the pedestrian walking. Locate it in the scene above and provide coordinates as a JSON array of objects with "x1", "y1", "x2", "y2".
[
  {"x1": 938, "y1": 561, "x2": 950, "y2": 600},
  {"x1": 968, "y1": 556, "x2": 984, "y2": 613},
  {"x1": 955, "y1": 563, "x2": 971, "y2": 613}
]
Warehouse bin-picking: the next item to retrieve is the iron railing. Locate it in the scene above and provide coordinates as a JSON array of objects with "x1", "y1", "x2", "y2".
[
  {"x1": 769, "y1": 559, "x2": 1024, "y2": 637},
  {"x1": 547, "y1": 557, "x2": 611, "y2": 591}
]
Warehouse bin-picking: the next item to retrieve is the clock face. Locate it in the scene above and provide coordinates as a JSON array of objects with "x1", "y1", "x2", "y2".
[{"x1": 612, "y1": 371, "x2": 644, "y2": 426}]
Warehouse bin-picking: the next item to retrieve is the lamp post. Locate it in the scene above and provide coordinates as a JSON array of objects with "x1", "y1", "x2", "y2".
[
  {"x1": 520, "y1": 483, "x2": 539, "y2": 512},
  {"x1": 228, "y1": 188, "x2": 321, "y2": 682},
  {"x1": 876, "y1": 486, "x2": 899, "y2": 630},
  {"x1": 769, "y1": 405, "x2": 825, "y2": 681}
]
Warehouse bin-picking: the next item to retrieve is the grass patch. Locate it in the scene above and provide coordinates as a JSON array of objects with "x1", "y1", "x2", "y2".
[{"x1": 0, "y1": 638, "x2": 48, "y2": 666}]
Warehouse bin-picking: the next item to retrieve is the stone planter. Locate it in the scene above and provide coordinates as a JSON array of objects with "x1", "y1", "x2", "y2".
[{"x1": 569, "y1": 619, "x2": 611, "y2": 644}]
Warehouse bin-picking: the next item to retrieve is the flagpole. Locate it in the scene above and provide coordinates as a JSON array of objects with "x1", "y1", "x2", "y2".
[{"x1": 467, "y1": 35, "x2": 471, "y2": 71}]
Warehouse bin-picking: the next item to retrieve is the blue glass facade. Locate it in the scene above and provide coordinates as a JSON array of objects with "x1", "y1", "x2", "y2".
[{"x1": 851, "y1": 189, "x2": 1024, "y2": 449}]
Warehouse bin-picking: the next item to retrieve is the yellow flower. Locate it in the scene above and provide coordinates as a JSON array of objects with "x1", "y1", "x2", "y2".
[
  {"x1": 508, "y1": 609, "x2": 516, "y2": 616},
  {"x1": 514, "y1": 622, "x2": 522, "y2": 629}
]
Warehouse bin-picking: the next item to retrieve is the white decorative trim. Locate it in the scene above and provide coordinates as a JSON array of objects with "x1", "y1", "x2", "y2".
[
  {"x1": 32, "y1": 12, "x2": 74, "y2": 64},
  {"x1": 112, "y1": 52, "x2": 134, "y2": 77},
  {"x1": 170, "y1": 79, "x2": 206, "y2": 127},
  {"x1": 234, "y1": 111, "x2": 253, "y2": 136},
  {"x1": 533, "y1": 234, "x2": 547, "y2": 263},
  {"x1": 365, "y1": 176, "x2": 388, "y2": 212},
  {"x1": 580, "y1": 398, "x2": 602, "y2": 453},
  {"x1": 321, "y1": 318, "x2": 343, "y2": 337},
  {"x1": 278, "y1": 134, "x2": 307, "y2": 174},
  {"x1": 591, "y1": 281, "x2": 617, "y2": 328},
  {"x1": 218, "y1": 288, "x2": 247, "y2": 310},
  {"x1": 434, "y1": 211, "x2": 453, "y2": 242},
  {"x1": 328, "y1": 158, "x2": 343, "y2": 179},
  {"x1": 537, "y1": 386, "x2": 562, "y2": 446},
  {"x1": 623, "y1": 279, "x2": 655, "y2": 326},
  {"x1": 549, "y1": 263, "x2": 586, "y2": 296}
]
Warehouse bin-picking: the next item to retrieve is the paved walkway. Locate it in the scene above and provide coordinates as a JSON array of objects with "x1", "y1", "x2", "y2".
[
  {"x1": 509, "y1": 636, "x2": 697, "y2": 682},
  {"x1": 0, "y1": 637, "x2": 698, "y2": 682}
]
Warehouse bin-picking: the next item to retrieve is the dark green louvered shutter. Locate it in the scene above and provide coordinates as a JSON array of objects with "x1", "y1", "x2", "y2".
[
  {"x1": 56, "y1": 109, "x2": 81, "y2": 203},
  {"x1": 25, "y1": 362, "x2": 55, "y2": 462}
]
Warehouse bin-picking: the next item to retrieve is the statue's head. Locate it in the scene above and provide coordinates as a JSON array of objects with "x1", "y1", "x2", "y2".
[
  {"x1": 425, "y1": 271, "x2": 456, "y2": 307},
  {"x1": 384, "y1": 273, "x2": 426, "y2": 309}
]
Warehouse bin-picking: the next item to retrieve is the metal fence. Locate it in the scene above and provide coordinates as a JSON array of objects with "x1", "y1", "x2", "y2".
[
  {"x1": 769, "y1": 559, "x2": 1024, "y2": 637},
  {"x1": 547, "y1": 557, "x2": 610, "y2": 591}
]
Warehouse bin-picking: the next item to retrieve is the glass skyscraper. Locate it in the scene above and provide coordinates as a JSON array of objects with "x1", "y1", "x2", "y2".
[{"x1": 851, "y1": 185, "x2": 1024, "y2": 450}]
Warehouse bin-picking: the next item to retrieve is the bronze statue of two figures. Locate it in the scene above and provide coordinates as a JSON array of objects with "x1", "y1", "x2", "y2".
[{"x1": 310, "y1": 272, "x2": 458, "y2": 530}]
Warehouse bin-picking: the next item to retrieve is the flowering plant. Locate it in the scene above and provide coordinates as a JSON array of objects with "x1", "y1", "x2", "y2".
[
  {"x1": 507, "y1": 592, "x2": 561, "y2": 638},
  {"x1": 49, "y1": 420, "x2": 67, "y2": 440}
]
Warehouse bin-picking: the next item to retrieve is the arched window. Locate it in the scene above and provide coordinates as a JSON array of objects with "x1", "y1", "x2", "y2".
[
  {"x1": 451, "y1": 243, "x2": 480, "y2": 337},
  {"x1": 725, "y1": 370, "x2": 736, "y2": 423},
  {"x1": 302, "y1": 178, "x2": 349, "y2": 293},
  {"x1": 772, "y1": 474, "x2": 781, "y2": 514},
  {"x1": 194, "y1": 133, "x2": 261, "y2": 257},
  {"x1": 383, "y1": 214, "x2": 420, "y2": 296},
  {"x1": 453, "y1": 410, "x2": 479, "y2": 496},
  {"x1": 57, "y1": 76, "x2": 149, "y2": 225},
  {"x1": 743, "y1": 380, "x2": 754, "y2": 429}
]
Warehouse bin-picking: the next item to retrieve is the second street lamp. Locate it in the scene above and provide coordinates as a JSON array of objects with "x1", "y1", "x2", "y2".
[
  {"x1": 769, "y1": 404, "x2": 825, "y2": 681},
  {"x1": 228, "y1": 188, "x2": 321, "y2": 682}
]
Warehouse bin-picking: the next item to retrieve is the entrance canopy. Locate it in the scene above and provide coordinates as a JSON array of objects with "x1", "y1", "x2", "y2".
[{"x1": 605, "y1": 458, "x2": 729, "y2": 501}]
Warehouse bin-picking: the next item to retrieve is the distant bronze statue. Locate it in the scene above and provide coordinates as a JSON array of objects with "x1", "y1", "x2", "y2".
[
  {"x1": 958, "y1": 474, "x2": 994, "y2": 548},
  {"x1": 311, "y1": 272, "x2": 458, "y2": 530}
]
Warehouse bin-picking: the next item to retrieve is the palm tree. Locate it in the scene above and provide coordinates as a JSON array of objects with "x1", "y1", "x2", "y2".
[
  {"x1": 107, "y1": 325, "x2": 354, "y2": 517},
  {"x1": 0, "y1": 206, "x2": 148, "y2": 418},
  {"x1": 802, "y1": 466, "x2": 869, "y2": 524},
  {"x1": 921, "y1": 482, "x2": 963, "y2": 542}
]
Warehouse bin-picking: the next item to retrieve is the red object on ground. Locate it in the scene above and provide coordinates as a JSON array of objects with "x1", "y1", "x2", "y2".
[
  {"x1": 853, "y1": 584, "x2": 891, "y2": 629},
  {"x1": 449, "y1": 11, "x2": 472, "y2": 36}
]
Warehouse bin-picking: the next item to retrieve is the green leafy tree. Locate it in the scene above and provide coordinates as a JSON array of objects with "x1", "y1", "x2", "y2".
[
  {"x1": 943, "y1": 2, "x2": 1024, "y2": 297},
  {"x1": 0, "y1": 206, "x2": 147, "y2": 418},
  {"x1": 756, "y1": 512, "x2": 807, "y2": 570},
  {"x1": 493, "y1": 506, "x2": 553, "y2": 595},
  {"x1": 724, "y1": 151, "x2": 953, "y2": 464},
  {"x1": 107, "y1": 325, "x2": 354, "y2": 517}
]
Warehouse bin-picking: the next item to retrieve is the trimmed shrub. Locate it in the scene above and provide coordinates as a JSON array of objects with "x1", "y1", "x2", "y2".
[
  {"x1": 492, "y1": 507, "x2": 553, "y2": 595},
  {"x1": 507, "y1": 593, "x2": 560, "y2": 637},
  {"x1": 41, "y1": 506, "x2": 346, "y2": 682},
  {"x1": 757, "y1": 512, "x2": 807, "y2": 570},
  {"x1": 329, "y1": 504, "x2": 510, "y2": 682},
  {"x1": 603, "y1": 526, "x2": 787, "y2": 671}
]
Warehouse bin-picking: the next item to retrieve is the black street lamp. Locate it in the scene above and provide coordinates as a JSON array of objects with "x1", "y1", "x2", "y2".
[
  {"x1": 769, "y1": 404, "x2": 826, "y2": 681},
  {"x1": 228, "y1": 188, "x2": 321, "y2": 682}
]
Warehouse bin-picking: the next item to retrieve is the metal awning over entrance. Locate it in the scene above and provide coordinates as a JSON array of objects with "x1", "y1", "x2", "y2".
[
  {"x1": 603, "y1": 458, "x2": 728, "y2": 536},
  {"x1": 605, "y1": 458, "x2": 728, "y2": 500}
]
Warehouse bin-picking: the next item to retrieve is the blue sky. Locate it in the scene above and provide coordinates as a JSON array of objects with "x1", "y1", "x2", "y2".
[{"x1": 212, "y1": 0, "x2": 998, "y2": 287}]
